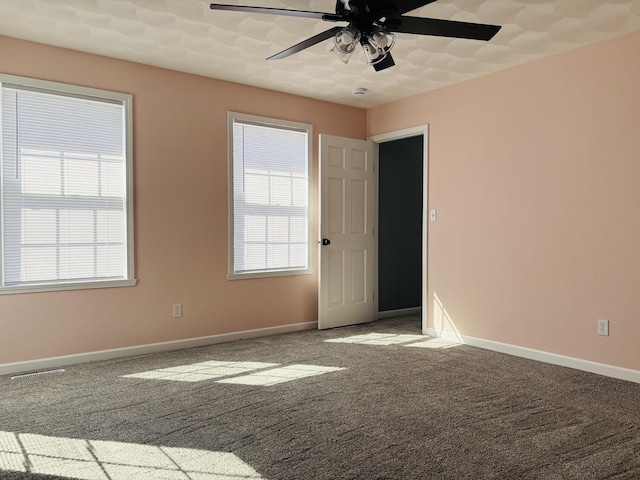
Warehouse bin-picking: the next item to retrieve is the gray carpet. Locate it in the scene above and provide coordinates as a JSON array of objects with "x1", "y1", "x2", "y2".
[{"x1": 1, "y1": 316, "x2": 640, "y2": 479}]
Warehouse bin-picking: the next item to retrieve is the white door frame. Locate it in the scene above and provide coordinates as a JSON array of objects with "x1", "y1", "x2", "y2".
[{"x1": 370, "y1": 125, "x2": 429, "y2": 334}]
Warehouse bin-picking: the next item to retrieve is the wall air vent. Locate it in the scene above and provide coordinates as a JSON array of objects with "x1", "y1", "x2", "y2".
[{"x1": 11, "y1": 368, "x2": 66, "y2": 380}]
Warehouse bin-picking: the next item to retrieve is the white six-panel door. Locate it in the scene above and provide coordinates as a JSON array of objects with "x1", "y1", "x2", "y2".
[{"x1": 318, "y1": 135, "x2": 375, "y2": 329}]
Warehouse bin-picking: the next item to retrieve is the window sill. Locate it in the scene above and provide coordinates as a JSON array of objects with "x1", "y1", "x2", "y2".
[
  {"x1": 227, "y1": 269, "x2": 313, "y2": 281},
  {"x1": 0, "y1": 279, "x2": 138, "y2": 296}
]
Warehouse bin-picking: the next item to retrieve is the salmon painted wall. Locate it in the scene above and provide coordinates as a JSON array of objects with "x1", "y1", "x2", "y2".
[
  {"x1": 368, "y1": 31, "x2": 640, "y2": 371},
  {"x1": 0, "y1": 35, "x2": 366, "y2": 364}
]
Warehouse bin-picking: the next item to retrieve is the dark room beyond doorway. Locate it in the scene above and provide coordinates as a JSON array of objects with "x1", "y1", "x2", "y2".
[{"x1": 378, "y1": 135, "x2": 424, "y2": 313}]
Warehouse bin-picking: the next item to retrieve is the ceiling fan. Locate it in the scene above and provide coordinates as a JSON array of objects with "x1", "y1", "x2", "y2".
[{"x1": 209, "y1": 0, "x2": 501, "y2": 71}]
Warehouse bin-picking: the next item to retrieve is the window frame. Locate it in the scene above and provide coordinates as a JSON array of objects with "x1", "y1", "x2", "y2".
[
  {"x1": 227, "y1": 112, "x2": 313, "y2": 280},
  {"x1": 0, "y1": 73, "x2": 136, "y2": 295}
]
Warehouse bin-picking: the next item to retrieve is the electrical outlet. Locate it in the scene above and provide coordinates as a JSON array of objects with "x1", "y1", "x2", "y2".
[
  {"x1": 173, "y1": 303, "x2": 182, "y2": 318},
  {"x1": 597, "y1": 319, "x2": 609, "y2": 336}
]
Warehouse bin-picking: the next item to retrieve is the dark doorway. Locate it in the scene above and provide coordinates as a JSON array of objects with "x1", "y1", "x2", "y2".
[{"x1": 378, "y1": 135, "x2": 423, "y2": 313}]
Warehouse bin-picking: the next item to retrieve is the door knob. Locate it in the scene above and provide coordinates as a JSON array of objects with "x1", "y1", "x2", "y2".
[{"x1": 321, "y1": 238, "x2": 331, "y2": 246}]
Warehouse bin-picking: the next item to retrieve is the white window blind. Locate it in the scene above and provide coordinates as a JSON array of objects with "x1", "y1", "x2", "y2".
[
  {"x1": 0, "y1": 78, "x2": 133, "y2": 291},
  {"x1": 230, "y1": 114, "x2": 311, "y2": 277}
]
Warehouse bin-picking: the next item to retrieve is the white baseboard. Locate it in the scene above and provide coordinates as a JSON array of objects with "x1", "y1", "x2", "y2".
[
  {"x1": 378, "y1": 307, "x2": 422, "y2": 319},
  {"x1": 0, "y1": 321, "x2": 318, "y2": 376},
  {"x1": 426, "y1": 328, "x2": 640, "y2": 384}
]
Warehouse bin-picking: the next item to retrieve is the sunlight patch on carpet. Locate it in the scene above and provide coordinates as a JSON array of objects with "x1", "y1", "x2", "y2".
[
  {"x1": 121, "y1": 360, "x2": 279, "y2": 383},
  {"x1": 325, "y1": 333, "x2": 461, "y2": 348},
  {"x1": 325, "y1": 333, "x2": 424, "y2": 345},
  {"x1": 0, "y1": 430, "x2": 263, "y2": 479},
  {"x1": 121, "y1": 361, "x2": 345, "y2": 386},
  {"x1": 216, "y1": 365, "x2": 346, "y2": 386},
  {"x1": 404, "y1": 338, "x2": 461, "y2": 349}
]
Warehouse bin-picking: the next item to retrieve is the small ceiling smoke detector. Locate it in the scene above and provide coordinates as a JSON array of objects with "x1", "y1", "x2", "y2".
[{"x1": 352, "y1": 87, "x2": 367, "y2": 96}]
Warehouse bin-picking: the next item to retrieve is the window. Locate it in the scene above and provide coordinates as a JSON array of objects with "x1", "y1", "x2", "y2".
[
  {"x1": 0, "y1": 74, "x2": 135, "y2": 294},
  {"x1": 228, "y1": 112, "x2": 312, "y2": 279}
]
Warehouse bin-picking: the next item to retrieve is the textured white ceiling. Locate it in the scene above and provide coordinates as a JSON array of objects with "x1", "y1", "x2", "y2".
[{"x1": 0, "y1": 0, "x2": 639, "y2": 108}]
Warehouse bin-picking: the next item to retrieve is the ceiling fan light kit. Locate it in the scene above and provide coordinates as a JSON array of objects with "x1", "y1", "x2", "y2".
[
  {"x1": 209, "y1": 0, "x2": 502, "y2": 72},
  {"x1": 330, "y1": 26, "x2": 361, "y2": 63},
  {"x1": 371, "y1": 29, "x2": 396, "y2": 50},
  {"x1": 330, "y1": 25, "x2": 395, "y2": 65},
  {"x1": 362, "y1": 41, "x2": 385, "y2": 65},
  {"x1": 364, "y1": 28, "x2": 395, "y2": 65}
]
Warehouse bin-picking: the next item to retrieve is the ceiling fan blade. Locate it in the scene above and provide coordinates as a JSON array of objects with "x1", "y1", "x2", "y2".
[
  {"x1": 388, "y1": 16, "x2": 501, "y2": 41},
  {"x1": 372, "y1": 53, "x2": 395, "y2": 71},
  {"x1": 210, "y1": 4, "x2": 329, "y2": 20},
  {"x1": 389, "y1": 0, "x2": 439, "y2": 16},
  {"x1": 267, "y1": 26, "x2": 344, "y2": 60}
]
